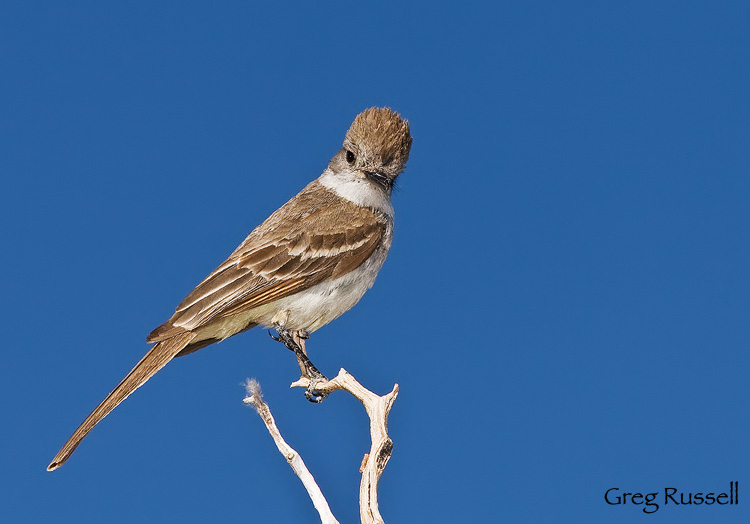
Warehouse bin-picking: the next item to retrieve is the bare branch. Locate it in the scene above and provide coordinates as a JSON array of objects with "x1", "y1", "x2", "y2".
[
  {"x1": 245, "y1": 369, "x2": 398, "y2": 524},
  {"x1": 292, "y1": 369, "x2": 399, "y2": 524},
  {"x1": 243, "y1": 379, "x2": 340, "y2": 524}
]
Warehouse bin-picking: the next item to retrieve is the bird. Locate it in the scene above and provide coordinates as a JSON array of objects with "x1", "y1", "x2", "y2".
[{"x1": 47, "y1": 107, "x2": 412, "y2": 471}]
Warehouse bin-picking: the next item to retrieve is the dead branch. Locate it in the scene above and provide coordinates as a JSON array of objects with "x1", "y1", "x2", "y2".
[
  {"x1": 244, "y1": 380, "x2": 339, "y2": 524},
  {"x1": 245, "y1": 368, "x2": 399, "y2": 524}
]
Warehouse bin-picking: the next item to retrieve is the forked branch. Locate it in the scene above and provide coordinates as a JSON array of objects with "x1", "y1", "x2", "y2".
[{"x1": 244, "y1": 368, "x2": 398, "y2": 524}]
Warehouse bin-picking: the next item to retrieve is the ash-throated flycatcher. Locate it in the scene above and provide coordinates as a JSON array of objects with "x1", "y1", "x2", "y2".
[{"x1": 48, "y1": 107, "x2": 412, "y2": 471}]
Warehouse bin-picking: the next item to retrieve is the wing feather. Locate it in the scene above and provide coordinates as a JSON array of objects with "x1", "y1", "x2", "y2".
[{"x1": 147, "y1": 181, "x2": 387, "y2": 342}]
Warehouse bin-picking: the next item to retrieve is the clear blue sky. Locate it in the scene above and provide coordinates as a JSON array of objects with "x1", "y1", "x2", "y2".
[{"x1": 2, "y1": 1, "x2": 748, "y2": 523}]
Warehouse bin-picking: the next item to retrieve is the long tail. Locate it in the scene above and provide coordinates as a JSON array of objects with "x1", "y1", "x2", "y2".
[{"x1": 47, "y1": 331, "x2": 197, "y2": 471}]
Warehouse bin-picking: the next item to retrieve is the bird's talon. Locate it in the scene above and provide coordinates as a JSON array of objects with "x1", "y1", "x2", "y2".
[{"x1": 305, "y1": 387, "x2": 328, "y2": 403}]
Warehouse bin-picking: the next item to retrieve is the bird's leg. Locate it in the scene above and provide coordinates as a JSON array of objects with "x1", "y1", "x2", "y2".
[
  {"x1": 292, "y1": 329, "x2": 309, "y2": 376},
  {"x1": 270, "y1": 324, "x2": 328, "y2": 403}
]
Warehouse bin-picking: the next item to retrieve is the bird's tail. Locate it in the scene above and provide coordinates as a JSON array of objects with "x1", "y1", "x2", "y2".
[{"x1": 47, "y1": 331, "x2": 196, "y2": 471}]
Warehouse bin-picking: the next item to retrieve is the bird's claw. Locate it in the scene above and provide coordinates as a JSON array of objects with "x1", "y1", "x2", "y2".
[
  {"x1": 269, "y1": 326, "x2": 298, "y2": 351},
  {"x1": 304, "y1": 370, "x2": 329, "y2": 403},
  {"x1": 305, "y1": 387, "x2": 327, "y2": 403}
]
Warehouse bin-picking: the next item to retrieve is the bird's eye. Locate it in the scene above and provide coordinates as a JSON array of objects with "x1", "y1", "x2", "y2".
[{"x1": 346, "y1": 150, "x2": 355, "y2": 164}]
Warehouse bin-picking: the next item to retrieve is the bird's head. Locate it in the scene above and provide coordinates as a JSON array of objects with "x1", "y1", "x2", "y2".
[{"x1": 329, "y1": 107, "x2": 412, "y2": 193}]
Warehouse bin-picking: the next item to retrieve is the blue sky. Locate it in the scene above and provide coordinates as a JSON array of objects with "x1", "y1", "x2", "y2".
[{"x1": 2, "y1": 1, "x2": 748, "y2": 523}]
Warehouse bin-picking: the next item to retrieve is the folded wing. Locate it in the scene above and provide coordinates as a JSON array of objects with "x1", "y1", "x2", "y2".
[{"x1": 148, "y1": 181, "x2": 387, "y2": 342}]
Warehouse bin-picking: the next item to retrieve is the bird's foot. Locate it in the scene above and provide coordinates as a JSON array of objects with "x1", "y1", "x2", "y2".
[
  {"x1": 270, "y1": 325, "x2": 328, "y2": 403},
  {"x1": 303, "y1": 367, "x2": 329, "y2": 403}
]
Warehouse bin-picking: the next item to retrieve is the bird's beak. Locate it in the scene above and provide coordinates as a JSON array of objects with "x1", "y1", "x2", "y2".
[{"x1": 361, "y1": 170, "x2": 393, "y2": 191}]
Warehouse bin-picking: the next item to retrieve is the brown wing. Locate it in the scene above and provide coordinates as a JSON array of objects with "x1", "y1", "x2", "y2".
[{"x1": 148, "y1": 181, "x2": 387, "y2": 342}]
